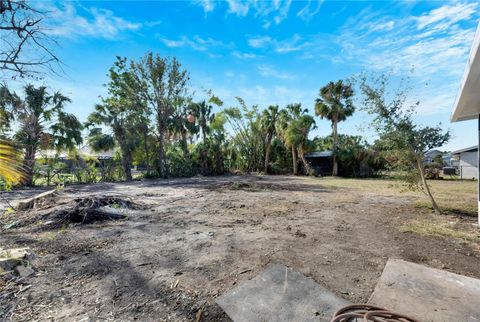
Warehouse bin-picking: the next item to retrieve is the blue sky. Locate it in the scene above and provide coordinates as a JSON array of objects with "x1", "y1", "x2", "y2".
[{"x1": 25, "y1": 0, "x2": 480, "y2": 151}]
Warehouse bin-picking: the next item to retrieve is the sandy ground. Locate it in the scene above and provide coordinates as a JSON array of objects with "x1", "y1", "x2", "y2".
[{"x1": 1, "y1": 175, "x2": 479, "y2": 321}]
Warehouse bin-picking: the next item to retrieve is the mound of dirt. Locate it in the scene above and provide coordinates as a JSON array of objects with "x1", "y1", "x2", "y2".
[
  {"x1": 219, "y1": 181, "x2": 284, "y2": 192},
  {"x1": 8, "y1": 192, "x2": 139, "y2": 230}
]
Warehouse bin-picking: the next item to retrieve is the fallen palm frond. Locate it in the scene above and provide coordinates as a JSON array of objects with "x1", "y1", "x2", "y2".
[{"x1": 0, "y1": 140, "x2": 25, "y2": 186}]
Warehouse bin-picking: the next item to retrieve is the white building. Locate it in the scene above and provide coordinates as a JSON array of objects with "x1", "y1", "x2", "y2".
[
  {"x1": 452, "y1": 146, "x2": 478, "y2": 179},
  {"x1": 423, "y1": 149, "x2": 443, "y2": 164},
  {"x1": 451, "y1": 21, "x2": 480, "y2": 224}
]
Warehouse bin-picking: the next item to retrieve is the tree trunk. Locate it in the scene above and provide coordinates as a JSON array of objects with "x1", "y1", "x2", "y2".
[
  {"x1": 142, "y1": 125, "x2": 150, "y2": 175},
  {"x1": 292, "y1": 144, "x2": 298, "y2": 175},
  {"x1": 332, "y1": 118, "x2": 338, "y2": 176},
  {"x1": 264, "y1": 132, "x2": 272, "y2": 174},
  {"x1": 23, "y1": 144, "x2": 37, "y2": 186},
  {"x1": 117, "y1": 129, "x2": 132, "y2": 181},
  {"x1": 120, "y1": 149, "x2": 132, "y2": 181},
  {"x1": 299, "y1": 147, "x2": 312, "y2": 175},
  {"x1": 202, "y1": 125, "x2": 207, "y2": 146},
  {"x1": 180, "y1": 128, "x2": 190, "y2": 161},
  {"x1": 157, "y1": 129, "x2": 166, "y2": 178},
  {"x1": 157, "y1": 118, "x2": 168, "y2": 179},
  {"x1": 415, "y1": 155, "x2": 441, "y2": 214}
]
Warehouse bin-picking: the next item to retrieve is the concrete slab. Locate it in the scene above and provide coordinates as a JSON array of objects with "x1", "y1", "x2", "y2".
[
  {"x1": 215, "y1": 263, "x2": 349, "y2": 322},
  {"x1": 368, "y1": 259, "x2": 480, "y2": 322}
]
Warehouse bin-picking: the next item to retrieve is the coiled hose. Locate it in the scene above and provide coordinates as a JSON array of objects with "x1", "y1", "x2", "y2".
[{"x1": 330, "y1": 304, "x2": 421, "y2": 322}]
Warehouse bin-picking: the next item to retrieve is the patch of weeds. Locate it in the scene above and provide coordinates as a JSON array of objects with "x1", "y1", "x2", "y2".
[
  {"x1": 414, "y1": 200, "x2": 477, "y2": 217},
  {"x1": 39, "y1": 231, "x2": 58, "y2": 241},
  {"x1": 2, "y1": 207, "x2": 15, "y2": 221},
  {"x1": 58, "y1": 225, "x2": 68, "y2": 234},
  {"x1": 330, "y1": 194, "x2": 359, "y2": 204},
  {"x1": 230, "y1": 182, "x2": 252, "y2": 190},
  {"x1": 3, "y1": 221, "x2": 19, "y2": 230},
  {"x1": 400, "y1": 219, "x2": 479, "y2": 243}
]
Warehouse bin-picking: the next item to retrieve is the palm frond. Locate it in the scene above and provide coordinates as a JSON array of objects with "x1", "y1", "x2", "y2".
[{"x1": 0, "y1": 140, "x2": 25, "y2": 185}]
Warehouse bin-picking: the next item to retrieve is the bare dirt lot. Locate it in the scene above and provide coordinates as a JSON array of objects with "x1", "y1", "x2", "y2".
[{"x1": 1, "y1": 175, "x2": 479, "y2": 321}]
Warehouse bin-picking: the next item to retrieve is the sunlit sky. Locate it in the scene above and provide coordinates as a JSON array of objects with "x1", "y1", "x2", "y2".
[{"x1": 23, "y1": 0, "x2": 480, "y2": 151}]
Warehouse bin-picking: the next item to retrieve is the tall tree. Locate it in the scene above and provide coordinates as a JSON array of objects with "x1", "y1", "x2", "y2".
[
  {"x1": 315, "y1": 80, "x2": 355, "y2": 176},
  {"x1": 1, "y1": 0, "x2": 60, "y2": 79},
  {"x1": 223, "y1": 97, "x2": 264, "y2": 173},
  {"x1": 189, "y1": 100, "x2": 214, "y2": 146},
  {"x1": 86, "y1": 57, "x2": 142, "y2": 181},
  {"x1": 360, "y1": 74, "x2": 450, "y2": 214},
  {"x1": 276, "y1": 103, "x2": 308, "y2": 175},
  {"x1": 131, "y1": 53, "x2": 189, "y2": 178},
  {"x1": 0, "y1": 84, "x2": 83, "y2": 185},
  {"x1": 285, "y1": 115, "x2": 316, "y2": 175},
  {"x1": 188, "y1": 96, "x2": 223, "y2": 174},
  {"x1": 260, "y1": 105, "x2": 279, "y2": 174},
  {"x1": 170, "y1": 96, "x2": 194, "y2": 161}
]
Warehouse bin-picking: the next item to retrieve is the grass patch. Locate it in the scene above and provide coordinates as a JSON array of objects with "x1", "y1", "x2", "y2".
[
  {"x1": 400, "y1": 219, "x2": 479, "y2": 243},
  {"x1": 306, "y1": 177, "x2": 477, "y2": 216},
  {"x1": 414, "y1": 200, "x2": 477, "y2": 217}
]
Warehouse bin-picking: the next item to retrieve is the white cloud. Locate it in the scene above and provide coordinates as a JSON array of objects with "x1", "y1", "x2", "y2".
[
  {"x1": 327, "y1": 2, "x2": 479, "y2": 116},
  {"x1": 368, "y1": 20, "x2": 395, "y2": 32},
  {"x1": 297, "y1": 0, "x2": 324, "y2": 21},
  {"x1": 416, "y1": 2, "x2": 477, "y2": 30},
  {"x1": 43, "y1": 3, "x2": 142, "y2": 40},
  {"x1": 333, "y1": 3, "x2": 478, "y2": 78},
  {"x1": 247, "y1": 34, "x2": 309, "y2": 53},
  {"x1": 232, "y1": 51, "x2": 259, "y2": 59},
  {"x1": 236, "y1": 85, "x2": 314, "y2": 109},
  {"x1": 248, "y1": 36, "x2": 272, "y2": 48},
  {"x1": 194, "y1": 0, "x2": 292, "y2": 27},
  {"x1": 160, "y1": 35, "x2": 232, "y2": 52},
  {"x1": 275, "y1": 34, "x2": 309, "y2": 53},
  {"x1": 259, "y1": 0, "x2": 292, "y2": 27},
  {"x1": 226, "y1": 0, "x2": 250, "y2": 16},
  {"x1": 416, "y1": 87, "x2": 458, "y2": 115},
  {"x1": 257, "y1": 65, "x2": 293, "y2": 79},
  {"x1": 196, "y1": 0, "x2": 215, "y2": 14}
]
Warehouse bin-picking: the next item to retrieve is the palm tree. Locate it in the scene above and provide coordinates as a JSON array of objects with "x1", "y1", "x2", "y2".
[
  {"x1": 87, "y1": 100, "x2": 136, "y2": 181},
  {"x1": 169, "y1": 97, "x2": 195, "y2": 161},
  {"x1": 87, "y1": 57, "x2": 150, "y2": 181},
  {"x1": 188, "y1": 97, "x2": 223, "y2": 174},
  {"x1": 315, "y1": 80, "x2": 355, "y2": 176},
  {"x1": 276, "y1": 103, "x2": 309, "y2": 175},
  {"x1": 0, "y1": 85, "x2": 83, "y2": 185},
  {"x1": 189, "y1": 100, "x2": 214, "y2": 145},
  {"x1": 285, "y1": 115, "x2": 316, "y2": 175},
  {"x1": 131, "y1": 53, "x2": 189, "y2": 178},
  {"x1": 260, "y1": 105, "x2": 279, "y2": 174},
  {"x1": 0, "y1": 140, "x2": 25, "y2": 186}
]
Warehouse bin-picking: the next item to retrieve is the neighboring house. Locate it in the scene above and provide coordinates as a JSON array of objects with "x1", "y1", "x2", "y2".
[
  {"x1": 37, "y1": 146, "x2": 115, "y2": 161},
  {"x1": 451, "y1": 146, "x2": 478, "y2": 180},
  {"x1": 78, "y1": 146, "x2": 116, "y2": 161},
  {"x1": 450, "y1": 21, "x2": 480, "y2": 223},
  {"x1": 423, "y1": 149, "x2": 443, "y2": 164},
  {"x1": 36, "y1": 146, "x2": 116, "y2": 169},
  {"x1": 305, "y1": 151, "x2": 332, "y2": 175},
  {"x1": 442, "y1": 152, "x2": 459, "y2": 167}
]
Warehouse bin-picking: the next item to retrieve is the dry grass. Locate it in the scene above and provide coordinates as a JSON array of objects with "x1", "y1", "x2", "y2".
[
  {"x1": 307, "y1": 177, "x2": 477, "y2": 216},
  {"x1": 400, "y1": 219, "x2": 479, "y2": 243}
]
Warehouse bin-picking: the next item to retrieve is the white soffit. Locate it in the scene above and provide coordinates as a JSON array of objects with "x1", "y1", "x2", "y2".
[{"x1": 451, "y1": 21, "x2": 480, "y2": 122}]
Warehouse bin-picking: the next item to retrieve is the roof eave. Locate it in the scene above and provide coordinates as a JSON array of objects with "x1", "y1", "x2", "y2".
[{"x1": 451, "y1": 21, "x2": 480, "y2": 123}]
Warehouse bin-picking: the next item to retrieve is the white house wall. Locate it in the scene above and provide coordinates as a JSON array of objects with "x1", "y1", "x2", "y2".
[{"x1": 459, "y1": 151, "x2": 478, "y2": 179}]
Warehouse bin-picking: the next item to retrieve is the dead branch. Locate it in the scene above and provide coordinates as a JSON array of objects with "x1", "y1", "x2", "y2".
[{"x1": 0, "y1": 0, "x2": 61, "y2": 79}]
